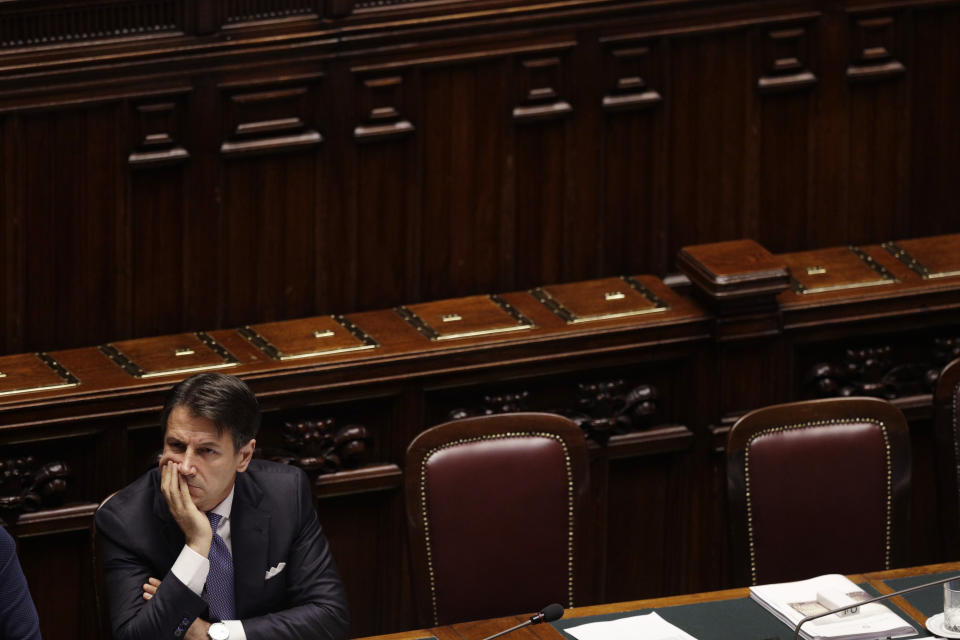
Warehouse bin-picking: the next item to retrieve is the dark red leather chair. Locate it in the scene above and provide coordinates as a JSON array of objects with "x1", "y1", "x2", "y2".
[
  {"x1": 935, "y1": 357, "x2": 960, "y2": 556},
  {"x1": 405, "y1": 413, "x2": 589, "y2": 626},
  {"x1": 726, "y1": 397, "x2": 910, "y2": 586}
]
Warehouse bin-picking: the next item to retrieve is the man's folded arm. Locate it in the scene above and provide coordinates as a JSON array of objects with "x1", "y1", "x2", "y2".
[{"x1": 96, "y1": 507, "x2": 208, "y2": 640}]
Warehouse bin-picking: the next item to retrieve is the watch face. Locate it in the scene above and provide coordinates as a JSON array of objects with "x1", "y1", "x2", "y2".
[{"x1": 208, "y1": 622, "x2": 229, "y2": 640}]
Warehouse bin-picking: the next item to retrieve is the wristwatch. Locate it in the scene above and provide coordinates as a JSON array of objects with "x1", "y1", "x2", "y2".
[{"x1": 207, "y1": 622, "x2": 230, "y2": 640}]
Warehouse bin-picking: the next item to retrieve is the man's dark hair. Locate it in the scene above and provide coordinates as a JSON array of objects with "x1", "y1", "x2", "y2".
[{"x1": 160, "y1": 373, "x2": 260, "y2": 450}]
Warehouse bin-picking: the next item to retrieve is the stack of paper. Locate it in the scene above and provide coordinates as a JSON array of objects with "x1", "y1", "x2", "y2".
[
  {"x1": 564, "y1": 612, "x2": 698, "y2": 640},
  {"x1": 749, "y1": 574, "x2": 916, "y2": 640}
]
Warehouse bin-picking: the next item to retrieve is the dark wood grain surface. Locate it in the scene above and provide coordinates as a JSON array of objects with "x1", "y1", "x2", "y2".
[
  {"x1": 2, "y1": 0, "x2": 960, "y2": 636},
  {"x1": 3, "y1": 0, "x2": 960, "y2": 355}
]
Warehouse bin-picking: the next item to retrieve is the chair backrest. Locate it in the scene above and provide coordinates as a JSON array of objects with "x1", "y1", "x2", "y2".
[
  {"x1": 935, "y1": 356, "x2": 960, "y2": 556},
  {"x1": 726, "y1": 397, "x2": 910, "y2": 586},
  {"x1": 404, "y1": 412, "x2": 589, "y2": 627},
  {"x1": 92, "y1": 491, "x2": 118, "y2": 640}
]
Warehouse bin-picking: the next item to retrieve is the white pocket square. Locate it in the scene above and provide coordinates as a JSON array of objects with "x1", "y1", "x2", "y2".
[{"x1": 265, "y1": 562, "x2": 286, "y2": 580}]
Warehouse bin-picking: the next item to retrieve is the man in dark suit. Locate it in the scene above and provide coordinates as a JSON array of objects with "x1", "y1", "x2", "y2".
[{"x1": 95, "y1": 373, "x2": 349, "y2": 640}]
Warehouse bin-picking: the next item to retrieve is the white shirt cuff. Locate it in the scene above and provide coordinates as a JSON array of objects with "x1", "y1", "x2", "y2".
[
  {"x1": 170, "y1": 544, "x2": 210, "y2": 597},
  {"x1": 222, "y1": 620, "x2": 246, "y2": 639}
]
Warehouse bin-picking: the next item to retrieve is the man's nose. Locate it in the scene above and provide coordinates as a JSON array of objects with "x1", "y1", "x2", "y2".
[{"x1": 180, "y1": 451, "x2": 198, "y2": 475}]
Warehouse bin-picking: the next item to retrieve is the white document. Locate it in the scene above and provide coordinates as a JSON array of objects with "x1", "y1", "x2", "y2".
[
  {"x1": 564, "y1": 612, "x2": 698, "y2": 640},
  {"x1": 749, "y1": 574, "x2": 916, "y2": 640}
]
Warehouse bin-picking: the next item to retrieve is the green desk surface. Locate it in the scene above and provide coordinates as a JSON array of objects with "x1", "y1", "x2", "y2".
[
  {"x1": 551, "y1": 584, "x2": 925, "y2": 640},
  {"x1": 554, "y1": 597, "x2": 789, "y2": 640},
  {"x1": 880, "y1": 570, "x2": 959, "y2": 619}
]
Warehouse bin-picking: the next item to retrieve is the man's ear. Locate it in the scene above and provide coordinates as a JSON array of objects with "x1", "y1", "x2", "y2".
[{"x1": 236, "y1": 438, "x2": 256, "y2": 472}]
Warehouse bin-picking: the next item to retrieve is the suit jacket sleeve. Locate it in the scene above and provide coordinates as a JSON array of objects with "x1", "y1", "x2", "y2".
[
  {"x1": 0, "y1": 527, "x2": 42, "y2": 640},
  {"x1": 95, "y1": 492, "x2": 208, "y2": 640},
  {"x1": 240, "y1": 469, "x2": 350, "y2": 640}
]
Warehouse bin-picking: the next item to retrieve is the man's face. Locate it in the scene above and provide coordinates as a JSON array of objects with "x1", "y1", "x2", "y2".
[{"x1": 159, "y1": 405, "x2": 255, "y2": 512}]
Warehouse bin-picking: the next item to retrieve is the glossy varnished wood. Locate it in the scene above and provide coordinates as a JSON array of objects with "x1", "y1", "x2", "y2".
[
  {"x1": 2, "y1": 1, "x2": 960, "y2": 354},
  {"x1": 2, "y1": 0, "x2": 960, "y2": 632},
  {"x1": 0, "y1": 272, "x2": 709, "y2": 640},
  {"x1": 0, "y1": 276, "x2": 706, "y2": 420},
  {"x1": 3, "y1": 232, "x2": 960, "y2": 640}
]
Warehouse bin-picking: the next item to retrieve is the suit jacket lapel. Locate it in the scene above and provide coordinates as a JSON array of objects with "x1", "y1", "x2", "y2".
[{"x1": 230, "y1": 471, "x2": 270, "y2": 617}]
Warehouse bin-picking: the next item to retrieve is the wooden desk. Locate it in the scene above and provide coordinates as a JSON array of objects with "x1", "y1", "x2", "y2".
[{"x1": 367, "y1": 562, "x2": 960, "y2": 640}]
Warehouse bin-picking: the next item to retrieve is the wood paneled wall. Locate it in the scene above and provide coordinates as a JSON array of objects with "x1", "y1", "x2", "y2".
[
  {"x1": 2, "y1": 0, "x2": 959, "y2": 356},
  {"x1": 2, "y1": 234, "x2": 960, "y2": 640},
  {"x1": 2, "y1": 0, "x2": 960, "y2": 638}
]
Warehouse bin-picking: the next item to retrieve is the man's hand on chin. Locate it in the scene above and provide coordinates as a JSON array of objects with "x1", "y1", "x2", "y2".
[
  {"x1": 185, "y1": 618, "x2": 211, "y2": 640},
  {"x1": 160, "y1": 461, "x2": 213, "y2": 557}
]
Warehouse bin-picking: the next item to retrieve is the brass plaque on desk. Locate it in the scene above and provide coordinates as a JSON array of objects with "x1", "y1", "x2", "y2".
[
  {"x1": 785, "y1": 246, "x2": 897, "y2": 295},
  {"x1": 99, "y1": 332, "x2": 239, "y2": 379},
  {"x1": 530, "y1": 276, "x2": 669, "y2": 324},
  {"x1": 0, "y1": 352, "x2": 80, "y2": 398},
  {"x1": 395, "y1": 294, "x2": 534, "y2": 341},
  {"x1": 883, "y1": 235, "x2": 960, "y2": 280},
  {"x1": 238, "y1": 315, "x2": 378, "y2": 360}
]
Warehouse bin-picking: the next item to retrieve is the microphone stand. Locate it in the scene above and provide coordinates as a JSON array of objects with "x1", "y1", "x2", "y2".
[
  {"x1": 481, "y1": 605, "x2": 565, "y2": 640},
  {"x1": 483, "y1": 619, "x2": 539, "y2": 640},
  {"x1": 792, "y1": 573, "x2": 960, "y2": 640}
]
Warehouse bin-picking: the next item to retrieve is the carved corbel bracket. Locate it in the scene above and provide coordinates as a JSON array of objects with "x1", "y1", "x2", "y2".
[
  {"x1": 0, "y1": 457, "x2": 71, "y2": 524},
  {"x1": 558, "y1": 380, "x2": 658, "y2": 445},
  {"x1": 257, "y1": 419, "x2": 372, "y2": 478},
  {"x1": 804, "y1": 337, "x2": 960, "y2": 399},
  {"x1": 448, "y1": 391, "x2": 531, "y2": 421},
  {"x1": 449, "y1": 380, "x2": 660, "y2": 445}
]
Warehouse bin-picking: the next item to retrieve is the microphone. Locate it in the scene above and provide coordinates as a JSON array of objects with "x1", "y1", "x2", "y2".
[
  {"x1": 480, "y1": 603, "x2": 565, "y2": 640},
  {"x1": 792, "y1": 573, "x2": 960, "y2": 640}
]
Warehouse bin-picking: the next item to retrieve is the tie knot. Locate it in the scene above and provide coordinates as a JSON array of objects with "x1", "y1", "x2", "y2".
[{"x1": 207, "y1": 511, "x2": 222, "y2": 532}]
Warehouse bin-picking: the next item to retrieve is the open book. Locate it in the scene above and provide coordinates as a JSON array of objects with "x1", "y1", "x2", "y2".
[{"x1": 749, "y1": 574, "x2": 917, "y2": 640}]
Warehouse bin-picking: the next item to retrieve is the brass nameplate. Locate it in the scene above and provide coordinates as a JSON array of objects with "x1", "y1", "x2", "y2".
[
  {"x1": 531, "y1": 276, "x2": 668, "y2": 324},
  {"x1": 239, "y1": 315, "x2": 378, "y2": 361},
  {"x1": 0, "y1": 353, "x2": 81, "y2": 398}
]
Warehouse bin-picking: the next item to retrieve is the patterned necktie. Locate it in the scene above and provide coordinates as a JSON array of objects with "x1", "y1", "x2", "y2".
[{"x1": 205, "y1": 512, "x2": 236, "y2": 621}]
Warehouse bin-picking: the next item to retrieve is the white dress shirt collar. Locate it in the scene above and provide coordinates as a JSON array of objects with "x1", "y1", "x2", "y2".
[{"x1": 208, "y1": 483, "x2": 235, "y2": 529}]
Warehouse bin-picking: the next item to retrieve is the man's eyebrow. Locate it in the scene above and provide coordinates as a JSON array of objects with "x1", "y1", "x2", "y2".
[{"x1": 165, "y1": 436, "x2": 221, "y2": 448}]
